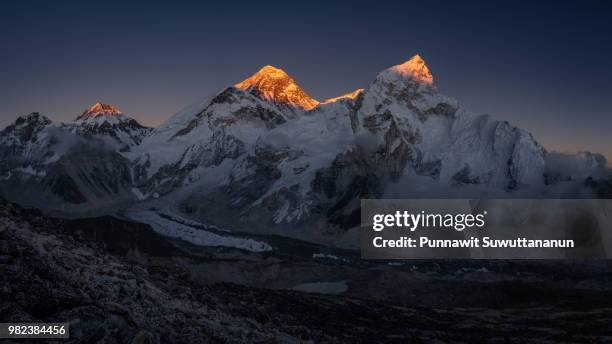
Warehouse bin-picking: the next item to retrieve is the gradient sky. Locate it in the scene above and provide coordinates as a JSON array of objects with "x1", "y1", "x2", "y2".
[{"x1": 1, "y1": 1, "x2": 611, "y2": 160}]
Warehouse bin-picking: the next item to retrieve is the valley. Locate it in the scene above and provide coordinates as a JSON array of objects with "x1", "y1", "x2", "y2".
[{"x1": 2, "y1": 198, "x2": 612, "y2": 342}]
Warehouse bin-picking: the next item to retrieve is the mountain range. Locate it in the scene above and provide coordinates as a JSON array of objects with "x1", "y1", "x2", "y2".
[{"x1": 1, "y1": 55, "x2": 610, "y2": 246}]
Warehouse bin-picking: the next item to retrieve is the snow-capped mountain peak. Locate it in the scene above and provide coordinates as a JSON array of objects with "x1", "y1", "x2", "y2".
[
  {"x1": 13, "y1": 112, "x2": 52, "y2": 127},
  {"x1": 235, "y1": 65, "x2": 320, "y2": 110},
  {"x1": 71, "y1": 102, "x2": 151, "y2": 148},
  {"x1": 0, "y1": 112, "x2": 52, "y2": 147},
  {"x1": 389, "y1": 54, "x2": 434, "y2": 84},
  {"x1": 1, "y1": 56, "x2": 609, "y2": 247},
  {"x1": 76, "y1": 102, "x2": 123, "y2": 121}
]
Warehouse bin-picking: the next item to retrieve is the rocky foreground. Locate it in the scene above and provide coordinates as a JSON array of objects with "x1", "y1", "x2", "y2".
[{"x1": 1, "y1": 199, "x2": 612, "y2": 343}]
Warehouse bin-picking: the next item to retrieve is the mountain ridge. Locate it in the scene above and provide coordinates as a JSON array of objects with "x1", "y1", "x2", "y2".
[{"x1": 0, "y1": 55, "x2": 609, "y2": 247}]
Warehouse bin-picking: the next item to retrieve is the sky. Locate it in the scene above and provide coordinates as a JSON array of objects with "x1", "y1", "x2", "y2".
[{"x1": 1, "y1": 0, "x2": 611, "y2": 160}]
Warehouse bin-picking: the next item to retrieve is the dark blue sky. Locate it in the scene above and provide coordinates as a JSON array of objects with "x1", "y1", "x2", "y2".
[{"x1": 1, "y1": 1, "x2": 611, "y2": 159}]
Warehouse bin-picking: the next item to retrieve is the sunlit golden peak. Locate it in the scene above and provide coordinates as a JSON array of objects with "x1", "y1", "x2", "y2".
[
  {"x1": 76, "y1": 102, "x2": 122, "y2": 120},
  {"x1": 235, "y1": 65, "x2": 291, "y2": 89},
  {"x1": 235, "y1": 65, "x2": 320, "y2": 110},
  {"x1": 322, "y1": 89, "x2": 364, "y2": 104},
  {"x1": 392, "y1": 54, "x2": 434, "y2": 84},
  {"x1": 256, "y1": 65, "x2": 288, "y2": 77}
]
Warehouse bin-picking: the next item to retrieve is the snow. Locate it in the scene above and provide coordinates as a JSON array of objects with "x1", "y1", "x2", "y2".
[
  {"x1": 1, "y1": 56, "x2": 609, "y2": 243},
  {"x1": 321, "y1": 89, "x2": 364, "y2": 104},
  {"x1": 131, "y1": 188, "x2": 146, "y2": 200},
  {"x1": 235, "y1": 65, "x2": 319, "y2": 109},
  {"x1": 122, "y1": 95, "x2": 216, "y2": 176},
  {"x1": 545, "y1": 151, "x2": 607, "y2": 179},
  {"x1": 78, "y1": 102, "x2": 123, "y2": 119},
  {"x1": 311, "y1": 253, "x2": 349, "y2": 262},
  {"x1": 252, "y1": 107, "x2": 356, "y2": 204},
  {"x1": 74, "y1": 114, "x2": 127, "y2": 125},
  {"x1": 124, "y1": 210, "x2": 272, "y2": 252},
  {"x1": 114, "y1": 55, "x2": 572, "y2": 231},
  {"x1": 272, "y1": 201, "x2": 290, "y2": 224},
  {"x1": 154, "y1": 210, "x2": 230, "y2": 232},
  {"x1": 15, "y1": 166, "x2": 46, "y2": 177},
  {"x1": 389, "y1": 54, "x2": 434, "y2": 84}
]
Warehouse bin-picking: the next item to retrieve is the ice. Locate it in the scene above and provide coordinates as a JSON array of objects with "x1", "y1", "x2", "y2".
[{"x1": 124, "y1": 210, "x2": 272, "y2": 252}]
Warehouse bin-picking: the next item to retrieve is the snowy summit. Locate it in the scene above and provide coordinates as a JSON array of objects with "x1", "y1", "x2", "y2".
[
  {"x1": 76, "y1": 102, "x2": 123, "y2": 121},
  {"x1": 235, "y1": 65, "x2": 320, "y2": 110},
  {"x1": 71, "y1": 102, "x2": 151, "y2": 147},
  {"x1": 390, "y1": 54, "x2": 434, "y2": 84}
]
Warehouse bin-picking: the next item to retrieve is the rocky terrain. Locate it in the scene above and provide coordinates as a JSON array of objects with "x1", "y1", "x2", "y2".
[{"x1": 1, "y1": 198, "x2": 612, "y2": 343}]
